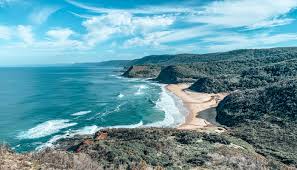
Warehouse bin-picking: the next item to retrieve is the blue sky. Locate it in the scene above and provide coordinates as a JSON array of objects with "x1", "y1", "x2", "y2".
[{"x1": 0, "y1": 0, "x2": 297, "y2": 65}]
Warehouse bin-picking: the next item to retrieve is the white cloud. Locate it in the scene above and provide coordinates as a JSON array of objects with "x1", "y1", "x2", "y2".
[
  {"x1": 187, "y1": 0, "x2": 297, "y2": 29},
  {"x1": 46, "y1": 28, "x2": 75, "y2": 41},
  {"x1": 67, "y1": 0, "x2": 297, "y2": 30},
  {"x1": 82, "y1": 12, "x2": 175, "y2": 46},
  {"x1": 29, "y1": 6, "x2": 59, "y2": 25},
  {"x1": 1, "y1": 0, "x2": 297, "y2": 63},
  {"x1": 66, "y1": 0, "x2": 197, "y2": 15},
  {"x1": 17, "y1": 25, "x2": 34, "y2": 44},
  {"x1": 203, "y1": 33, "x2": 297, "y2": 52},
  {"x1": 0, "y1": 25, "x2": 11, "y2": 40},
  {"x1": 124, "y1": 26, "x2": 213, "y2": 47}
]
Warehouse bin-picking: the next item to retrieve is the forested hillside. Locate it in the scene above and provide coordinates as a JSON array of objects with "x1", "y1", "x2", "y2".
[
  {"x1": 124, "y1": 47, "x2": 297, "y2": 81},
  {"x1": 216, "y1": 81, "x2": 297, "y2": 167},
  {"x1": 128, "y1": 47, "x2": 297, "y2": 66},
  {"x1": 122, "y1": 46, "x2": 297, "y2": 168}
]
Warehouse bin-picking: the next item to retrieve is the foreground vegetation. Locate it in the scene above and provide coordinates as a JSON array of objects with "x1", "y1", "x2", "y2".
[{"x1": 1, "y1": 128, "x2": 288, "y2": 170}]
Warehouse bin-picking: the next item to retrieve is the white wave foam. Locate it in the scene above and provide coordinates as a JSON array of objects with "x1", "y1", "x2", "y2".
[
  {"x1": 37, "y1": 121, "x2": 143, "y2": 150},
  {"x1": 145, "y1": 85, "x2": 186, "y2": 128},
  {"x1": 112, "y1": 75, "x2": 124, "y2": 79},
  {"x1": 110, "y1": 121, "x2": 143, "y2": 129},
  {"x1": 117, "y1": 93, "x2": 124, "y2": 98},
  {"x1": 135, "y1": 84, "x2": 148, "y2": 89},
  {"x1": 71, "y1": 110, "x2": 92, "y2": 116},
  {"x1": 17, "y1": 120, "x2": 77, "y2": 139},
  {"x1": 134, "y1": 84, "x2": 148, "y2": 95},
  {"x1": 72, "y1": 125, "x2": 100, "y2": 135}
]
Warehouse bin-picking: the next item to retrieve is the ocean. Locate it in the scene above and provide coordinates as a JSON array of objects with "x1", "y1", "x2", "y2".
[{"x1": 0, "y1": 65, "x2": 185, "y2": 152}]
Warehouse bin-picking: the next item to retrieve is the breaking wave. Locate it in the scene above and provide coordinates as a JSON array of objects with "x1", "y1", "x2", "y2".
[
  {"x1": 17, "y1": 120, "x2": 77, "y2": 139},
  {"x1": 145, "y1": 85, "x2": 186, "y2": 127},
  {"x1": 71, "y1": 110, "x2": 92, "y2": 116}
]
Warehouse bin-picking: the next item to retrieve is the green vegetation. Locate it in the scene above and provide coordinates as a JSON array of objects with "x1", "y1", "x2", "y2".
[
  {"x1": 2, "y1": 129, "x2": 281, "y2": 169},
  {"x1": 124, "y1": 47, "x2": 297, "y2": 89},
  {"x1": 122, "y1": 46, "x2": 297, "y2": 168},
  {"x1": 122, "y1": 65, "x2": 161, "y2": 78},
  {"x1": 128, "y1": 47, "x2": 297, "y2": 66},
  {"x1": 4, "y1": 47, "x2": 297, "y2": 169},
  {"x1": 216, "y1": 81, "x2": 297, "y2": 167},
  {"x1": 188, "y1": 59, "x2": 297, "y2": 93},
  {"x1": 55, "y1": 128, "x2": 281, "y2": 169}
]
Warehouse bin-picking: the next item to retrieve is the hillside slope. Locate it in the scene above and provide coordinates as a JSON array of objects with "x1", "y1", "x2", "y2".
[
  {"x1": 128, "y1": 47, "x2": 297, "y2": 66},
  {"x1": 216, "y1": 81, "x2": 297, "y2": 167}
]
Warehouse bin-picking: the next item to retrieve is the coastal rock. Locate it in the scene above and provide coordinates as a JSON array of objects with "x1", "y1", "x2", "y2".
[
  {"x1": 122, "y1": 65, "x2": 161, "y2": 78},
  {"x1": 75, "y1": 139, "x2": 94, "y2": 153},
  {"x1": 94, "y1": 131, "x2": 108, "y2": 140}
]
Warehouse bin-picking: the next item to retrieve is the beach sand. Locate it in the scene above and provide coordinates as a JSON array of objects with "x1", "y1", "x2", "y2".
[{"x1": 166, "y1": 84, "x2": 228, "y2": 132}]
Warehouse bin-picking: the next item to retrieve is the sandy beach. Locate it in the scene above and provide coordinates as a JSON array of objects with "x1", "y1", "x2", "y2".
[{"x1": 166, "y1": 84, "x2": 228, "y2": 132}]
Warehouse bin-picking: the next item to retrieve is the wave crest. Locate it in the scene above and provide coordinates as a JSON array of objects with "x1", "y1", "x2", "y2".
[
  {"x1": 145, "y1": 85, "x2": 186, "y2": 127},
  {"x1": 17, "y1": 119, "x2": 77, "y2": 139},
  {"x1": 71, "y1": 110, "x2": 92, "y2": 116}
]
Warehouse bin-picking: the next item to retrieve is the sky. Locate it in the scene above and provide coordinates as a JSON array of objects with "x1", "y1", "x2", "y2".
[{"x1": 0, "y1": 0, "x2": 297, "y2": 65}]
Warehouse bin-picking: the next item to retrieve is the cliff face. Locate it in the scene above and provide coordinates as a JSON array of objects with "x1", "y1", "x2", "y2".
[{"x1": 122, "y1": 65, "x2": 161, "y2": 78}]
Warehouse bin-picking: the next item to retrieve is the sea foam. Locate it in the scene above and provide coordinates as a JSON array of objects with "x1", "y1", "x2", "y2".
[
  {"x1": 146, "y1": 85, "x2": 186, "y2": 127},
  {"x1": 134, "y1": 84, "x2": 148, "y2": 95},
  {"x1": 17, "y1": 119, "x2": 77, "y2": 139},
  {"x1": 117, "y1": 93, "x2": 125, "y2": 98},
  {"x1": 71, "y1": 110, "x2": 92, "y2": 116}
]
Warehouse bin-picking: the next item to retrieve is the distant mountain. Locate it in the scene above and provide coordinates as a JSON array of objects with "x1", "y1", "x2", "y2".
[
  {"x1": 128, "y1": 47, "x2": 297, "y2": 66},
  {"x1": 75, "y1": 60, "x2": 131, "y2": 67}
]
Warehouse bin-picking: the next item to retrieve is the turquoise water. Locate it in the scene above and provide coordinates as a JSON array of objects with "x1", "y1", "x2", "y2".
[{"x1": 0, "y1": 66, "x2": 185, "y2": 152}]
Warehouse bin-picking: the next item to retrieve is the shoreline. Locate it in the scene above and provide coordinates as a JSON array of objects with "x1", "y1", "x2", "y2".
[{"x1": 166, "y1": 84, "x2": 228, "y2": 132}]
